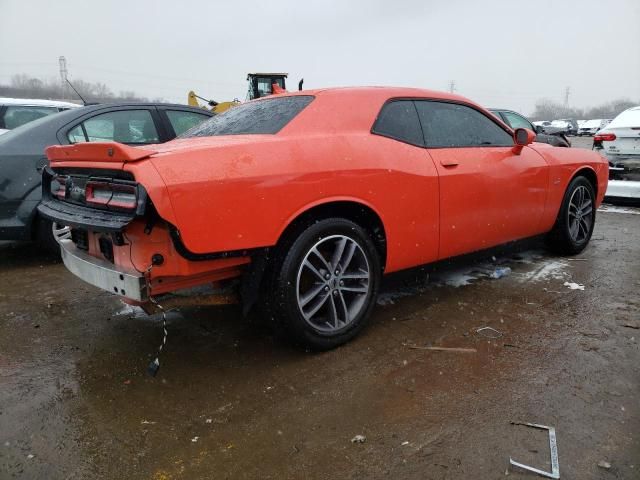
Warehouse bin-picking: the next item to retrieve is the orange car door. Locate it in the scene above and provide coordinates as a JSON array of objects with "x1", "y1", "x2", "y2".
[{"x1": 414, "y1": 100, "x2": 549, "y2": 259}]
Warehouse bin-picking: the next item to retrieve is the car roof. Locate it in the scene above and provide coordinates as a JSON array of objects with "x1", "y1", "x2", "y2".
[
  {"x1": 0, "y1": 102, "x2": 213, "y2": 153},
  {"x1": 239, "y1": 86, "x2": 510, "y2": 136},
  {"x1": 273, "y1": 86, "x2": 490, "y2": 113},
  {"x1": 0, "y1": 97, "x2": 81, "y2": 108},
  {"x1": 79, "y1": 102, "x2": 211, "y2": 109},
  {"x1": 298, "y1": 86, "x2": 470, "y2": 100},
  {"x1": 489, "y1": 108, "x2": 524, "y2": 115}
]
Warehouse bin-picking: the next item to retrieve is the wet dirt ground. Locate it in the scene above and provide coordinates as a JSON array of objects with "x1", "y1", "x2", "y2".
[{"x1": 1, "y1": 206, "x2": 639, "y2": 480}]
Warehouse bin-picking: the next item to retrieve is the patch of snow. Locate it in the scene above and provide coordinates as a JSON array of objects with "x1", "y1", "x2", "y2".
[
  {"x1": 490, "y1": 267, "x2": 511, "y2": 279},
  {"x1": 605, "y1": 180, "x2": 640, "y2": 200},
  {"x1": 564, "y1": 281, "x2": 585, "y2": 290},
  {"x1": 114, "y1": 302, "x2": 146, "y2": 317},
  {"x1": 518, "y1": 260, "x2": 569, "y2": 282},
  {"x1": 434, "y1": 269, "x2": 480, "y2": 287},
  {"x1": 598, "y1": 205, "x2": 640, "y2": 215}
]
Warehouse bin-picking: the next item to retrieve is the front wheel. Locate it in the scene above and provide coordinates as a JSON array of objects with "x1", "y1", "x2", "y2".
[
  {"x1": 268, "y1": 218, "x2": 381, "y2": 350},
  {"x1": 546, "y1": 176, "x2": 596, "y2": 255}
]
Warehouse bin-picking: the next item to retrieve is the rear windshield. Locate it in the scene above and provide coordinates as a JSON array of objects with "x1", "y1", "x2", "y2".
[{"x1": 182, "y1": 95, "x2": 314, "y2": 137}]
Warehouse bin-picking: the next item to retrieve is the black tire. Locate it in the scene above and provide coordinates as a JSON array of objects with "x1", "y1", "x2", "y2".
[
  {"x1": 36, "y1": 217, "x2": 64, "y2": 255},
  {"x1": 265, "y1": 218, "x2": 381, "y2": 350},
  {"x1": 546, "y1": 176, "x2": 596, "y2": 255}
]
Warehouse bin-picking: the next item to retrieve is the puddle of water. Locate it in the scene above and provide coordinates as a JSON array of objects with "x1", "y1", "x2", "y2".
[{"x1": 377, "y1": 249, "x2": 573, "y2": 306}]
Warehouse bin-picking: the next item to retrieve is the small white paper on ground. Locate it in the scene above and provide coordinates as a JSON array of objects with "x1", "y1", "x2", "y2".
[{"x1": 564, "y1": 281, "x2": 585, "y2": 290}]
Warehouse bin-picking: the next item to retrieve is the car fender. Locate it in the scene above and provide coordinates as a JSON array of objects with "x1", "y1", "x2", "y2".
[
  {"x1": 528, "y1": 145, "x2": 608, "y2": 230},
  {"x1": 277, "y1": 194, "x2": 386, "y2": 241}
]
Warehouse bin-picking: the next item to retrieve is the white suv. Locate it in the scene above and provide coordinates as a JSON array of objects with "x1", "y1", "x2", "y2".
[
  {"x1": 0, "y1": 98, "x2": 80, "y2": 135},
  {"x1": 595, "y1": 106, "x2": 640, "y2": 200}
]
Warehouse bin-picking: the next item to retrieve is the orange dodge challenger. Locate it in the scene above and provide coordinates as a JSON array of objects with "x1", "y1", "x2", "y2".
[{"x1": 38, "y1": 87, "x2": 608, "y2": 349}]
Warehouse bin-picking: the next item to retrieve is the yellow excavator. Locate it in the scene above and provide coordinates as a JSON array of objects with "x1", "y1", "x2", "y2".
[{"x1": 188, "y1": 72, "x2": 293, "y2": 113}]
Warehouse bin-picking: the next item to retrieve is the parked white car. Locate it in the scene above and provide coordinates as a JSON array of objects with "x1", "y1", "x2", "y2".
[
  {"x1": 533, "y1": 120, "x2": 552, "y2": 129},
  {"x1": 578, "y1": 118, "x2": 611, "y2": 136},
  {"x1": 595, "y1": 106, "x2": 640, "y2": 172},
  {"x1": 0, "y1": 98, "x2": 80, "y2": 135}
]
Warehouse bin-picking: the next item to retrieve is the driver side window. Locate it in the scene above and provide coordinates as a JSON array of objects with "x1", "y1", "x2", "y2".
[{"x1": 415, "y1": 101, "x2": 513, "y2": 147}]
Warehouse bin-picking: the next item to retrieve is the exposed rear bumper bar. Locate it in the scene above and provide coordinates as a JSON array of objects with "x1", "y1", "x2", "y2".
[{"x1": 59, "y1": 238, "x2": 148, "y2": 301}]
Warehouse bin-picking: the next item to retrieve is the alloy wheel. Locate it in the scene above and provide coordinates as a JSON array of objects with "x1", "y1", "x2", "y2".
[
  {"x1": 567, "y1": 185, "x2": 593, "y2": 243},
  {"x1": 52, "y1": 222, "x2": 71, "y2": 243},
  {"x1": 296, "y1": 235, "x2": 371, "y2": 333}
]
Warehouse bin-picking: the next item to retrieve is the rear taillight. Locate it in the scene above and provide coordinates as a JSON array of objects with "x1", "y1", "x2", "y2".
[
  {"x1": 594, "y1": 133, "x2": 616, "y2": 141},
  {"x1": 85, "y1": 181, "x2": 138, "y2": 211},
  {"x1": 51, "y1": 175, "x2": 68, "y2": 199}
]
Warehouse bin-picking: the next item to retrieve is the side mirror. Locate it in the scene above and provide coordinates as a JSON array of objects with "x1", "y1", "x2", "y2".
[
  {"x1": 515, "y1": 128, "x2": 535, "y2": 145},
  {"x1": 512, "y1": 128, "x2": 536, "y2": 154}
]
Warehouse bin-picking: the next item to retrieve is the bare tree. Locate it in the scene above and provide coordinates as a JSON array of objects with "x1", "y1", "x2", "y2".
[
  {"x1": 530, "y1": 97, "x2": 637, "y2": 121},
  {"x1": 0, "y1": 73, "x2": 155, "y2": 103}
]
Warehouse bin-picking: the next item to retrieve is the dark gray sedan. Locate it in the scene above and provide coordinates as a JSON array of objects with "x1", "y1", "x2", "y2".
[
  {"x1": 0, "y1": 103, "x2": 212, "y2": 251},
  {"x1": 490, "y1": 109, "x2": 571, "y2": 148}
]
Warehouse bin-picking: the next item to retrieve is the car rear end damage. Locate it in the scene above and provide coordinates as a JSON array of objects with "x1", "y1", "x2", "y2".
[{"x1": 37, "y1": 143, "x2": 251, "y2": 308}]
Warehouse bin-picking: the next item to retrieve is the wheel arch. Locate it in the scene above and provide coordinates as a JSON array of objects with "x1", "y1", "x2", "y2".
[
  {"x1": 277, "y1": 198, "x2": 388, "y2": 268},
  {"x1": 240, "y1": 198, "x2": 387, "y2": 317},
  {"x1": 571, "y1": 166, "x2": 598, "y2": 197}
]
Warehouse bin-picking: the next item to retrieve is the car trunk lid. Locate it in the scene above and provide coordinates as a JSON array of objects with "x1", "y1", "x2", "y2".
[
  {"x1": 46, "y1": 142, "x2": 157, "y2": 167},
  {"x1": 602, "y1": 127, "x2": 640, "y2": 157},
  {"x1": 148, "y1": 135, "x2": 278, "y2": 156}
]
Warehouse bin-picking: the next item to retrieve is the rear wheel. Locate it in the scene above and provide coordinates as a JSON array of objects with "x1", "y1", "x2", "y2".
[
  {"x1": 266, "y1": 218, "x2": 381, "y2": 350},
  {"x1": 36, "y1": 217, "x2": 70, "y2": 255},
  {"x1": 546, "y1": 176, "x2": 596, "y2": 255}
]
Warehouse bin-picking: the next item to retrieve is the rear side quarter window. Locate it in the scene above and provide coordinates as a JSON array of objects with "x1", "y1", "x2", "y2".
[
  {"x1": 166, "y1": 110, "x2": 210, "y2": 136},
  {"x1": 372, "y1": 100, "x2": 424, "y2": 146}
]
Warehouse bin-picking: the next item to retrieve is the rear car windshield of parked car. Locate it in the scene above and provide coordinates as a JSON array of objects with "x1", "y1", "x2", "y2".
[
  {"x1": 1, "y1": 106, "x2": 59, "y2": 129},
  {"x1": 183, "y1": 95, "x2": 314, "y2": 137},
  {"x1": 415, "y1": 101, "x2": 513, "y2": 147},
  {"x1": 372, "y1": 100, "x2": 424, "y2": 146}
]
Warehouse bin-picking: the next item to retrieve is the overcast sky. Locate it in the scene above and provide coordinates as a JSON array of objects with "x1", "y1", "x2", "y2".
[{"x1": 1, "y1": 0, "x2": 638, "y2": 115}]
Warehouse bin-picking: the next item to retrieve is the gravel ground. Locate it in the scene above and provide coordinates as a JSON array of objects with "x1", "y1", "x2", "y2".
[
  {"x1": 1, "y1": 204, "x2": 639, "y2": 479},
  {"x1": 1, "y1": 135, "x2": 638, "y2": 479}
]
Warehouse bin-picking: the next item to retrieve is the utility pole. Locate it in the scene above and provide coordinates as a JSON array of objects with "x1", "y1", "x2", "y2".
[
  {"x1": 59, "y1": 56, "x2": 68, "y2": 100},
  {"x1": 449, "y1": 80, "x2": 456, "y2": 93},
  {"x1": 563, "y1": 86, "x2": 570, "y2": 107}
]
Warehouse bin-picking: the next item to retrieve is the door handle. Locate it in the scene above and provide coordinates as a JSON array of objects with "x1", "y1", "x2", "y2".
[{"x1": 440, "y1": 160, "x2": 459, "y2": 167}]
